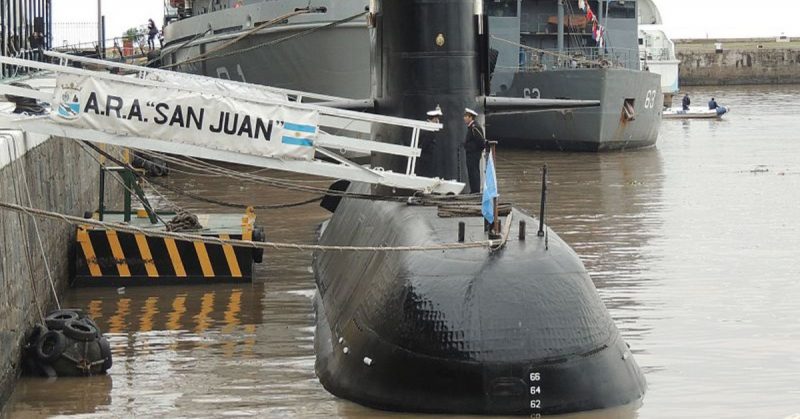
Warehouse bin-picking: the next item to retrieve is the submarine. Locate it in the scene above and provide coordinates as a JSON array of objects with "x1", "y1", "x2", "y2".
[{"x1": 312, "y1": 0, "x2": 646, "y2": 415}]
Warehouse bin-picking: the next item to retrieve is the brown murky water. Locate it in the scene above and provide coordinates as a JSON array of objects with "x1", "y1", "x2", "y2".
[{"x1": 4, "y1": 85, "x2": 800, "y2": 418}]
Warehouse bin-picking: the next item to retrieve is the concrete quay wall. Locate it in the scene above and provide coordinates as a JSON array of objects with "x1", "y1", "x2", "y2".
[
  {"x1": 0, "y1": 133, "x2": 118, "y2": 410},
  {"x1": 676, "y1": 38, "x2": 800, "y2": 86}
]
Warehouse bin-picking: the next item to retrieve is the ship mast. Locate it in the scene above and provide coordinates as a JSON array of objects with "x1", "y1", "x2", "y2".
[{"x1": 557, "y1": 0, "x2": 565, "y2": 61}]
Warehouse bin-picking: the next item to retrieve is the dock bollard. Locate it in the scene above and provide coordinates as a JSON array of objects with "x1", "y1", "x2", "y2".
[
  {"x1": 519, "y1": 220, "x2": 526, "y2": 241},
  {"x1": 458, "y1": 222, "x2": 465, "y2": 243}
]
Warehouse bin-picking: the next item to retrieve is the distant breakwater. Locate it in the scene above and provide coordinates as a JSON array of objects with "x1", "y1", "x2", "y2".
[{"x1": 676, "y1": 38, "x2": 800, "y2": 86}]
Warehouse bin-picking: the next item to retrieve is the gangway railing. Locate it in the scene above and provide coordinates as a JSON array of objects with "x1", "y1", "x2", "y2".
[
  {"x1": 16, "y1": 56, "x2": 410, "y2": 159},
  {"x1": 0, "y1": 56, "x2": 463, "y2": 195}
]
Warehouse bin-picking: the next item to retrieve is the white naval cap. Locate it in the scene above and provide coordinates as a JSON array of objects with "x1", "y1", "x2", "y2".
[
  {"x1": 464, "y1": 108, "x2": 478, "y2": 117},
  {"x1": 426, "y1": 109, "x2": 443, "y2": 117}
]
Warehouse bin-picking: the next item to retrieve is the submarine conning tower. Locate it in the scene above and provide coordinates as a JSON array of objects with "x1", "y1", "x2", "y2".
[{"x1": 370, "y1": 0, "x2": 486, "y2": 185}]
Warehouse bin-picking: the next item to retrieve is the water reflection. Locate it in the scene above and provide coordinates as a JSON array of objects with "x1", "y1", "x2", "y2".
[
  {"x1": 8, "y1": 375, "x2": 113, "y2": 417},
  {"x1": 333, "y1": 401, "x2": 642, "y2": 419},
  {"x1": 4, "y1": 152, "x2": 658, "y2": 418},
  {"x1": 497, "y1": 148, "x2": 664, "y2": 322},
  {"x1": 77, "y1": 285, "x2": 259, "y2": 335},
  {"x1": 7, "y1": 84, "x2": 800, "y2": 418}
]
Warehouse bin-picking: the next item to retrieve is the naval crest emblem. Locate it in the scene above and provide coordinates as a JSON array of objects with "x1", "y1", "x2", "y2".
[{"x1": 57, "y1": 82, "x2": 82, "y2": 120}]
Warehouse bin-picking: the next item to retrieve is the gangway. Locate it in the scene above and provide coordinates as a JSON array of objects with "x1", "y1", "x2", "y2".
[
  {"x1": 43, "y1": 51, "x2": 374, "y2": 133},
  {"x1": 0, "y1": 56, "x2": 463, "y2": 194}
]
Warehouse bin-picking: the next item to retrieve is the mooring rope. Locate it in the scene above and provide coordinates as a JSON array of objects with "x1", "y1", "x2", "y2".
[
  {"x1": 132, "y1": 150, "x2": 329, "y2": 183},
  {"x1": 2, "y1": 134, "x2": 51, "y2": 319},
  {"x1": 16, "y1": 135, "x2": 62, "y2": 310},
  {"x1": 75, "y1": 141, "x2": 172, "y2": 227},
  {"x1": 145, "y1": 177, "x2": 324, "y2": 210},
  {"x1": 136, "y1": 149, "x2": 483, "y2": 204},
  {"x1": 82, "y1": 145, "x2": 326, "y2": 210},
  {"x1": 160, "y1": 8, "x2": 314, "y2": 70},
  {"x1": 161, "y1": 9, "x2": 366, "y2": 71},
  {"x1": 0, "y1": 201, "x2": 502, "y2": 252}
]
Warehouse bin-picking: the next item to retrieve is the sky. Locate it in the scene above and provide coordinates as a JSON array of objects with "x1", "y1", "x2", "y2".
[
  {"x1": 51, "y1": 0, "x2": 165, "y2": 47},
  {"x1": 652, "y1": 0, "x2": 797, "y2": 39},
  {"x1": 49, "y1": 0, "x2": 797, "y2": 46}
]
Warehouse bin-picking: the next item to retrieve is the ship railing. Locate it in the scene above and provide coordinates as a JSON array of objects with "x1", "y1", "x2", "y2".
[
  {"x1": 517, "y1": 47, "x2": 638, "y2": 72},
  {"x1": 1, "y1": 48, "x2": 47, "y2": 81},
  {"x1": 640, "y1": 47, "x2": 674, "y2": 62},
  {"x1": 163, "y1": 0, "x2": 193, "y2": 22}
]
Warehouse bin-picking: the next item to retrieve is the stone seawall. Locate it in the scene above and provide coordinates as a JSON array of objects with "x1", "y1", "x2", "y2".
[
  {"x1": 0, "y1": 133, "x2": 119, "y2": 410},
  {"x1": 677, "y1": 38, "x2": 800, "y2": 86}
]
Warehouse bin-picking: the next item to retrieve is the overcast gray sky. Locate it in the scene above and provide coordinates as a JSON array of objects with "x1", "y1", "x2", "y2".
[
  {"x1": 653, "y1": 0, "x2": 796, "y2": 39},
  {"x1": 50, "y1": 0, "x2": 797, "y2": 46},
  {"x1": 52, "y1": 0, "x2": 164, "y2": 46}
]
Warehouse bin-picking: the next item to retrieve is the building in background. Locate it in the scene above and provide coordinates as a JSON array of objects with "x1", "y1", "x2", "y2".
[
  {"x1": 638, "y1": 0, "x2": 680, "y2": 97},
  {"x1": 1, "y1": 0, "x2": 52, "y2": 77}
]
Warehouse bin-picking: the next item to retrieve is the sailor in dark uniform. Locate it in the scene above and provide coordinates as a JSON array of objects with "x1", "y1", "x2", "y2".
[
  {"x1": 463, "y1": 108, "x2": 486, "y2": 194},
  {"x1": 416, "y1": 106, "x2": 442, "y2": 177}
]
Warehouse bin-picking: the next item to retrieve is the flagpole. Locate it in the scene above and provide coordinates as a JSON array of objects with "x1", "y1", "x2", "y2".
[{"x1": 489, "y1": 141, "x2": 499, "y2": 236}]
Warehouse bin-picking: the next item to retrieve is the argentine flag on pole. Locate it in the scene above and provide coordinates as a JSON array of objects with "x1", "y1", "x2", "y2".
[{"x1": 482, "y1": 153, "x2": 499, "y2": 224}]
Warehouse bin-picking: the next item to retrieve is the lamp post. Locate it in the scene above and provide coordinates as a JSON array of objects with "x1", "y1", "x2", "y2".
[{"x1": 97, "y1": 0, "x2": 103, "y2": 58}]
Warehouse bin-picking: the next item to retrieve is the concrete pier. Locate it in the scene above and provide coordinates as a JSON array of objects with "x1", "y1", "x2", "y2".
[
  {"x1": 0, "y1": 132, "x2": 119, "y2": 409},
  {"x1": 676, "y1": 38, "x2": 800, "y2": 86}
]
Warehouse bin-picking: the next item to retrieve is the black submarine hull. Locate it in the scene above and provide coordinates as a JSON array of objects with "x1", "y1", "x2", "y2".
[
  {"x1": 313, "y1": 185, "x2": 646, "y2": 415},
  {"x1": 313, "y1": 0, "x2": 646, "y2": 414}
]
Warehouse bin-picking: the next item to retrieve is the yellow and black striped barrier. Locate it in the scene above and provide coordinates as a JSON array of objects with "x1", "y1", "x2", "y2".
[{"x1": 73, "y1": 210, "x2": 265, "y2": 286}]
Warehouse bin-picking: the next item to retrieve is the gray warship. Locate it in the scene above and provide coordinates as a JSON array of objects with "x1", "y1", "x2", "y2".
[{"x1": 161, "y1": 0, "x2": 663, "y2": 151}]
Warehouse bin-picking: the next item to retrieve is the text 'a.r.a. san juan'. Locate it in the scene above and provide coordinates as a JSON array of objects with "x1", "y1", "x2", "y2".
[{"x1": 82, "y1": 92, "x2": 275, "y2": 140}]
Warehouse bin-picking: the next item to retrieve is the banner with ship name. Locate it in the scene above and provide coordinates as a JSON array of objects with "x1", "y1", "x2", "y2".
[{"x1": 51, "y1": 74, "x2": 318, "y2": 160}]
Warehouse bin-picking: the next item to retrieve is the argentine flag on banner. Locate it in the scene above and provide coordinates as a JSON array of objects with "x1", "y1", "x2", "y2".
[
  {"x1": 280, "y1": 121, "x2": 316, "y2": 147},
  {"x1": 482, "y1": 153, "x2": 499, "y2": 224},
  {"x1": 276, "y1": 111, "x2": 318, "y2": 159}
]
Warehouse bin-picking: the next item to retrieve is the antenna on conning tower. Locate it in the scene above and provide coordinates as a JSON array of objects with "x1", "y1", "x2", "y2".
[{"x1": 538, "y1": 164, "x2": 548, "y2": 242}]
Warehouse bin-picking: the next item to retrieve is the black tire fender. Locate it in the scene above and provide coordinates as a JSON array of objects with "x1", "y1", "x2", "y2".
[
  {"x1": 98, "y1": 336, "x2": 113, "y2": 372},
  {"x1": 25, "y1": 324, "x2": 47, "y2": 349},
  {"x1": 44, "y1": 310, "x2": 80, "y2": 330},
  {"x1": 62, "y1": 319, "x2": 98, "y2": 342},
  {"x1": 35, "y1": 330, "x2": 67, "y2": 362},
  {"x1": 79, "y1": 317, "x2": 102, "y2": 338}
]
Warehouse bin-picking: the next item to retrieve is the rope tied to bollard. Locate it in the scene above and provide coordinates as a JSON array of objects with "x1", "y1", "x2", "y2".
[{"x1": 0, "y1": 201, "x2": 504, "y2": 253}]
